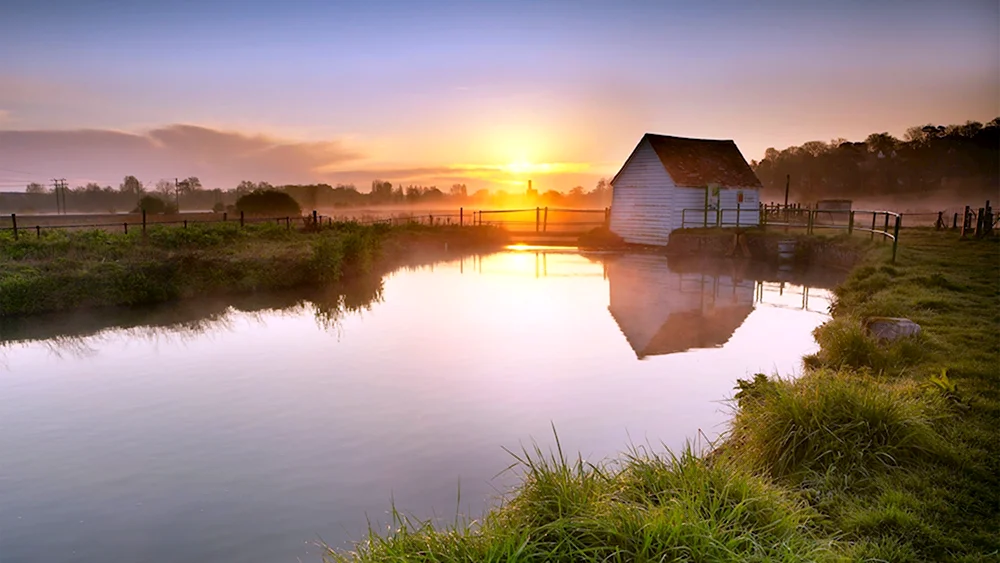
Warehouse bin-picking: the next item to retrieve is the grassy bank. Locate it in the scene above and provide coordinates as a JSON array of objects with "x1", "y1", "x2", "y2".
[
  {"x1": 0, "y1": 222, "x2": 506, "y2": 316},
  {"x1": 327, "y1": 229, "x2": 998, "y2": 562}
]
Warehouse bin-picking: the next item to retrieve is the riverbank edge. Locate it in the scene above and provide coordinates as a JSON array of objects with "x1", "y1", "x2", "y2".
[
  {"x1": 327, "y1": 229, "x2": 998, "y2": 562},
  {"x1": 665, "y1": 229, "x2": 868, "y2": 271},
  {"x1": 0, "y1": 224, "x2": 508, "y2": 317}
]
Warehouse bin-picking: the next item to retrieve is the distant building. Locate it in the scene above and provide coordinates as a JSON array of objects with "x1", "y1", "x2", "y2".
[{"x1": 609, "y1": 133, "x2": 762, "y2": 246}]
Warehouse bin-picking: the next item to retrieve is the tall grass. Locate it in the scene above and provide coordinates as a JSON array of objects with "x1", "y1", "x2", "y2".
[
  {"x1": 727, "y1": 370, "x2": 948, "y2": 481},
  {"x1": 327, "y1": 439, "x2": 832, "y2": 563}
]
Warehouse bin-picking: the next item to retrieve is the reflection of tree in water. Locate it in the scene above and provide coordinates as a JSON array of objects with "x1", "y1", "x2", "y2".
[
  {"x1": 310, "y1": 271, "x2": 385, "y2": 333},
  {"x1": 0, "y1": 270, "x2": 388, "y2": 356}
]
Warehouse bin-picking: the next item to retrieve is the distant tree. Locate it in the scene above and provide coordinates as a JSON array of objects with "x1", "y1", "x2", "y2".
[
  {"x1": 134, "y1": 195, "x2": 177, "y2": 214},
  {"x1": 154, "y1": 179, "x2": 175, "y2": 197},
  {"x1": 449, "y1": 183, "x2": 468, "y2": 197},
  {"x1": 119, "y1": 175, "x2": 145, "y2": 195},
  {"x1": 235, "y1": 189, "x2": 302, "y2": 216},
  {"x1": 236, "y1": 180, "x2": 257, "y2": 196},
  {"x1": 371, "y1": 179, "x2": 393, "y2": 203},
  {"x1": 25, "y1": 182, "x2": 47, "y2": 194},
  {"x1": 177, "y1": 176, "x2": 202, "y2": 194},
  {"x1": 569, "y1": 186, "x2": 585, "y2": 198}
]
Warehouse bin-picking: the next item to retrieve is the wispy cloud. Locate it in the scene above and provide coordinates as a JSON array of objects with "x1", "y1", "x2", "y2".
[{"x1": 0, "y1": 124, "x2": 364, "y2": 188}]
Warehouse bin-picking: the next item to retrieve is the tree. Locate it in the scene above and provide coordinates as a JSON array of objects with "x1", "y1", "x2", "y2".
[
  {"x1": 119, "y1": 175, "x2": 145, "y2": 195},
  {"x1": 177, "y1": 176, "x2": 202, "y2": 194},
  {"x1": 133, "y1": 195, "x2": 177, "y2": 214},
  {"x1": 569, "y1": 186, "x2": 586, "y2": 198},
  {"x1": 449, "y1": 183, "x2": 467, "y2": 197},
  {"x1": 154, "y1": 179, "x2": 175, "y2": 197},
  {"x1": 236, "y1": 180, "x2": 257, "y2": 196},
  {"x1": 25, "y1": 182, "x2": 47, "y2": 194},
  {"x1": 236, "y1": 189, "x2": 301, "y2": 216}
]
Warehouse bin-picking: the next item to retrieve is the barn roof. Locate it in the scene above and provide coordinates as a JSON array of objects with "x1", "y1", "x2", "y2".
[
  {"x1": 610, "y1": 305, "x2": 754, "y2": 359},
  {"x1": 612, "y1": 133, "x2": 762, "y2": 189}
]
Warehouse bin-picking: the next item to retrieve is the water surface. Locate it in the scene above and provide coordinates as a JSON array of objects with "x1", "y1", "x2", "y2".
[{"x1": 0, "y1": 250, "x2": 841, "y2": 563}]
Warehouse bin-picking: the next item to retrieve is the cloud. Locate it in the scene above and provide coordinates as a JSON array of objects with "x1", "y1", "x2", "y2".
[
  {"x1": 0, "y1": 110, "x2": 9, "y2": 123},
  {"x1": 0, "y1": 124, "x2": 363, "y2": 188}
]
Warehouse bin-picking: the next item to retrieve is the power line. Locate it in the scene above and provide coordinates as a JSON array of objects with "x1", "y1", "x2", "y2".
[{"x1": 0, "y1": 166, "x2": 39, "y2": 176}]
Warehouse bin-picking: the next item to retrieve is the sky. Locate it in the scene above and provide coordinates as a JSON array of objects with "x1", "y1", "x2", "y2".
[{"x1": 0, "y1": 0, "x2": 997, "y2": 192}]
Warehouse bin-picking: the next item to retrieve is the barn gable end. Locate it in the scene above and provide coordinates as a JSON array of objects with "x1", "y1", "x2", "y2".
[{"x1": 608, "y1": 139, "x2": 677, "y2": 246}]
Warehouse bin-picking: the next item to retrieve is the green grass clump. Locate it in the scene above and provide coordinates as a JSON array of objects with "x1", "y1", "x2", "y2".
[
  {"x1": 327, "y1": 441, "x2": 831, "y2": 563},
  {"x1": 728, "y1": 370, "x2": 947, "y2": 481}
]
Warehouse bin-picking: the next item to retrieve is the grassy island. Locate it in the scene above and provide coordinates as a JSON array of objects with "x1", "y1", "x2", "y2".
[{"x1": 327, "y1": 229, "x2": 999, "y2": 563}]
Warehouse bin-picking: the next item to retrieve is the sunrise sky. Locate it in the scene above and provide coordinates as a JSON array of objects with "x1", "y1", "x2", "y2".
[{"x1": 1, "y1": 0, "x2": 997, "y2": 192}]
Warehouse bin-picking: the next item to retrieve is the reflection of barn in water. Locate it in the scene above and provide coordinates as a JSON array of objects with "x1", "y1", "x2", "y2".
[{"x1": 607, "y1": 254, "x2": 756, "y2": 359}]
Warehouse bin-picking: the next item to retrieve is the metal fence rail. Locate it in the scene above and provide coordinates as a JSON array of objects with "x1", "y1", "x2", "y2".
[{"x1": 681, "y1": 206, "x2": 903, "y2": 262}]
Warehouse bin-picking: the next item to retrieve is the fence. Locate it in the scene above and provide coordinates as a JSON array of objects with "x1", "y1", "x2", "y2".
[
  {"x1": 0, "y1": 206, "x2": 612, "y2": 239},
  {"x1": 681, "y1": 205, "x2": 903, "y2": 262}
]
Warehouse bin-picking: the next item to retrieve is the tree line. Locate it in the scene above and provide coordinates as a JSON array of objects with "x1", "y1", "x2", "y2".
[
  {"x1": 751, "y1": 118, "x2": 999, "y2": 204},
  {"x1": 6, "y1": 176, "x2": 612, "y2": 214}
]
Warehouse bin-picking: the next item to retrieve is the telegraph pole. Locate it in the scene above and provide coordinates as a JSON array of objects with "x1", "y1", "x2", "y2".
[{"x1": 52, "y1": 178, "x2": 68, "y2": 214}]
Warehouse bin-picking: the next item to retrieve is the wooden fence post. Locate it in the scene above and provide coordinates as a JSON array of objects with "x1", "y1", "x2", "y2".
[
  {"x1": 312, "y1": 210, "x2": 317, "y2": 227},
  {"x1": 240, "y1": 210, "x2": 245, "y2": 228},
  {"x1": 184, "y1": 220, "x2": 188, "y2": 229},
  {"x1": 736, "y1": 203, "x2": 741, "y2": 228},
  {"x1": 123, "y1": 222, "x2": 128, "y2": 235},
  {"x1": 883, "y1": 212, "x2": 890, "y2": 242},
  {"x1": 36, "y1": 225, "x2": 41, "y2": 238},
  {"x1": 142, "y1": 209, "x2": 147, "y2": 235},
  {"x1": 847, "y1": 210, "x2": 855, "y2": 235},
  {"x1": 936, "y1": 211, "x2": 943, "y2": 230},
  {"x1": 286, "y1": 217, "x2": 290, "y2": 230},
  {"x1": 870, "y1": 212, "x2": 877, "y2": 240},
  {"x1": 544, "y1": 207, "x2": 549, "y2": 232},
  {"x1": 535, "y1": 207, "x2": 540, "y2": 232},
  {"x1": 952, "y1": 212, "x2": 958, "y2": 229},
  {"x1": 460, "y1": 207, "x2": 464, "y2": 226},
  {"x1": 223, "y1": 212, "x2": 227, "y2": 223},
  {"x1": 892, "y1": 215, "x2": 901, "y2": 263},
  {"x1": 10, "y1": 213, "x2": 17, "y2": 240}
]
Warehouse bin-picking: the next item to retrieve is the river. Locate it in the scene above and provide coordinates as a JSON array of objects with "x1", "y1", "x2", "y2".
[{"x1": 0, "y1": 248, "x2": 842, "y2": 563}]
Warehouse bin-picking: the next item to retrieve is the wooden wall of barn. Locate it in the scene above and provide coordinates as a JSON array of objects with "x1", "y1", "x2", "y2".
[{"x1": 609, "y1": 140, "x2": 676, "y2": 245}]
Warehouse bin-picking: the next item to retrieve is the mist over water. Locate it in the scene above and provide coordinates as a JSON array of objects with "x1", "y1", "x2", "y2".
[{"x1": 0, "y1": 250, "x2": 842, "y2": 563}]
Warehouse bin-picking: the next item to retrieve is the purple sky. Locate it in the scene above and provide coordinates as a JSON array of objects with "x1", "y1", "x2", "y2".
[{"x1": 1, "y1": 0, "x2": 997, "y2": 191}]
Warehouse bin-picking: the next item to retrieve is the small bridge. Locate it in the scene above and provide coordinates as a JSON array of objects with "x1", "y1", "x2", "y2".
[{"x1": 475, "y1": 207, "x2": 609, "y2": 244}]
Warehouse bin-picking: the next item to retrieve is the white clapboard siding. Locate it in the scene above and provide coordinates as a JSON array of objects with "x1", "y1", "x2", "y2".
[
  {"x1": 609, "y1": 140, "x2": 676, "y2": 245},
  {"x1": 673, "y1": 187, "x2": 708, "y2": 229},
  {"x1": 719, "y1": 188, "x2": 761, "y2": 226}
]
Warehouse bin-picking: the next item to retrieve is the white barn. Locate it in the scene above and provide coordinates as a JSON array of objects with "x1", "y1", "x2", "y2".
[{"x1": 609, "y1": 133, "x2": 763, "y2": 246}]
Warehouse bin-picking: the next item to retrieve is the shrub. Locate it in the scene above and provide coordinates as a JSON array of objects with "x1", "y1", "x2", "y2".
[
  {"x1": 235, "y1": 189, "x2": 301, "y2": 216},
  {"x1": 133, "y1": 195, "x2": 177, "y2": 214}
]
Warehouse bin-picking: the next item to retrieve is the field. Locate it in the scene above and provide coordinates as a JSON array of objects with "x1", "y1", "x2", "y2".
[{"x1": 326, "y1": 229, "x2": 999, "y2": 562}]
